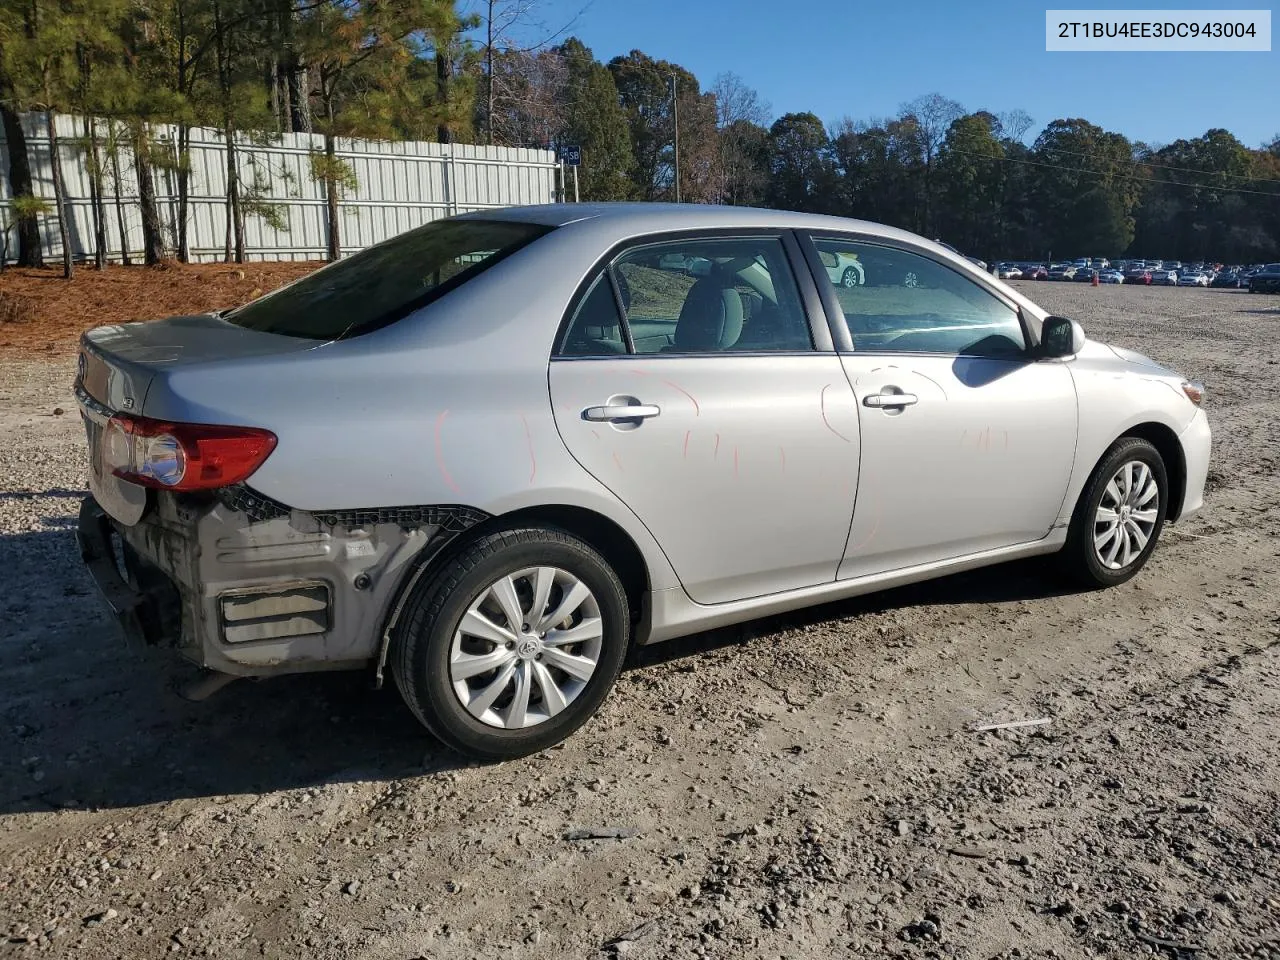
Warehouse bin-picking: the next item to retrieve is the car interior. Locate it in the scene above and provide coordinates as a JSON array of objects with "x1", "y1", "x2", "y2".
[
  {"x1": 814, "y1": 240, "x2": 1027, "y2": 358},
  {"x1": 559, "y1": 239, "x2": 814, "y2": 356}
]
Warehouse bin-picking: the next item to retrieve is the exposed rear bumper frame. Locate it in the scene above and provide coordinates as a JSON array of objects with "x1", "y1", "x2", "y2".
[{"x1": 76, "y1": 497, "x2": 179, "y2": 649}]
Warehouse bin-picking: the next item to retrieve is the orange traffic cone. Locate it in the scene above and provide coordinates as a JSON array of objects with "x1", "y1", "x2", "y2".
[{"x1": 1091, "y1": 271, "x2": 1099, "y2": 287}]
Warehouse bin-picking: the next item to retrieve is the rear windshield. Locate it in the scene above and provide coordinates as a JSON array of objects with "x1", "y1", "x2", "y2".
[{"x1": 223, "y1": 219, "x2": 551, "y2": 340}]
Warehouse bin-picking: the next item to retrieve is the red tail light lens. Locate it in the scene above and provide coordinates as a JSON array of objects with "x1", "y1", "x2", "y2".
[{"x1": 104, "y1": 414, "x2": 277, "y2": 491}]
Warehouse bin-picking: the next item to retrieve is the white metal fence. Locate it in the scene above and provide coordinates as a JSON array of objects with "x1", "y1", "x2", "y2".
[{"x1": 0, "y1": 113, "x2": 560, "y2": 263}]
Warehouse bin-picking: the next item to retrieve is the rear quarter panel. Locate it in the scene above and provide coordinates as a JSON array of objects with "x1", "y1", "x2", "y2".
[{"x1": 140, "y1": 225, "x2": 682, "y2": 592}]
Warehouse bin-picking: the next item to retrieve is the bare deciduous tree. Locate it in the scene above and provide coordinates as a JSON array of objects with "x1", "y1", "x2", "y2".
[
  {"x1": 900, "y1": 93, "x2": 964, "y2": 233},
  {"x1": 997, "y1": 108, "x2": 1035, "y2": 144}
]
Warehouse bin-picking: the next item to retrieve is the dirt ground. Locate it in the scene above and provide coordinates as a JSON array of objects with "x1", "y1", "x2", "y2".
[
  {"x1": 1, "y1": 278, "x2": 1279, "y2": 960},
  {"x1": 0, "y1": 261, "x2": 320, "y2": 356}
]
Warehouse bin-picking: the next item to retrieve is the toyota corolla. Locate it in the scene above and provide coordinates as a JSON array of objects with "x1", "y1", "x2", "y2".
[{"x1": 74, "y1": 203, "x2": 1211, "y2": 759}]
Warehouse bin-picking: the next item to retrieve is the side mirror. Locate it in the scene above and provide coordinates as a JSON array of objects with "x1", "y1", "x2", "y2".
[{"x1": 1040, "y1": 315, "x2": 1085, "y2": 358}]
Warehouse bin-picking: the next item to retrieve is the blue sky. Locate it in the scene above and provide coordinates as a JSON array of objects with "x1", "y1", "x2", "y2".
[{"x1": 470, "y1": 0, "x2": 1278, "y2": 148}]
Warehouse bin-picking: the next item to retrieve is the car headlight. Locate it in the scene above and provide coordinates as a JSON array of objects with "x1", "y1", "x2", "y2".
[{"x1": 1181, "y1": 381, "x2": 1204, "y2": 406}]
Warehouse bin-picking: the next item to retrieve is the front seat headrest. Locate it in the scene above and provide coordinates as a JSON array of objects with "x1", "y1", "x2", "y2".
[{"x1": 673, "y1": 276, "x2": 744, "y2": 351}]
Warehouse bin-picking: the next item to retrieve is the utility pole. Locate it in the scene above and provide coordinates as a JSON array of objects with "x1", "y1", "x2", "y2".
[{"x1": 670, "y1": 73, "x2": 681, "y2": 203}]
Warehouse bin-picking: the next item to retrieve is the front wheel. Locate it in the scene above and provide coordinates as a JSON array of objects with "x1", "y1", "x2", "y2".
[
  {"x1": 391, "y1": 527, "x2": 630, "y2": 759},
  {"x1": 1061, "y1": 438, "x2": 1168, "y2": 588},
  {"x1": 841, "y1": 267, "x2": 860, "y2": 288}
]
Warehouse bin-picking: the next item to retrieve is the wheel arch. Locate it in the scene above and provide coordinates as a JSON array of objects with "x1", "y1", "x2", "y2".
[
  {"x1": 372, "y1": 502, "x2": 655, "y2": 685},
  {"x1": 1120, "y1": 421, "x2": 1187, "y2": 522},
  {"x1": 469, "y1": 504, "x2": 651, "y2": 621}
]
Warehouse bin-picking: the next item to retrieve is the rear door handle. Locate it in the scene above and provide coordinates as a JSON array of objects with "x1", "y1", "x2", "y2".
[
  {"x1": 863, "y1": 392, "x2": 918, "y2": 409},
  {"x1": 583, "y1": 403, "x2": 661, "y2": 422}
]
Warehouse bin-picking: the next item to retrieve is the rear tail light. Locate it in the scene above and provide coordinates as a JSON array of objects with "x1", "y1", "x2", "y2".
[{"x1": 103, "y1": 414, "x2": 277, "y2": 491}]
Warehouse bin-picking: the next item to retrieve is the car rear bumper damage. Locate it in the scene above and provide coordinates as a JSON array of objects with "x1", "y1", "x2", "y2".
[{"x1": 77, "y1": 487, "x2": 486, "y2": 679}]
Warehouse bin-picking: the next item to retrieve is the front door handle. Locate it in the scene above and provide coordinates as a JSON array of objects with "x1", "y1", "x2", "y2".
[
  {"x1": 863, "y1": 391, "x2": 918, "y2": 409},
  {"x1": 583, "y1": 403, "x2": 661, "y2": 422}
]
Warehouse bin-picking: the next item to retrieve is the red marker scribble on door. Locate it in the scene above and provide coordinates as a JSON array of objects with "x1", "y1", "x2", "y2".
[
  {"x1": 433, "y1": 411, "x2": 461, "y2": 494},
  {"x1": 683, "y1": 430, "x2": 691, "y2": 459},
  {"x1": 662, "y1": 378, "x2": 700, "y2": 416},
  {"x1": 820, "y1": 384, "x2": 852, "y2": 442},
  {"x1": 847, "y1": 507, "x2": 881, "y2": 551}
]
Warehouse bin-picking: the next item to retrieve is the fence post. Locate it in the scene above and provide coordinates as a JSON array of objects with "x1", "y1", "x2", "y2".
[{"x1": 446, "y1": 149, "x2": 459, "y2": 216}]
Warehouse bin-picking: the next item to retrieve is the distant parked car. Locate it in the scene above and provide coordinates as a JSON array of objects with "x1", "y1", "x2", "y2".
[
  {"x1": 1099, "y1": 270, "x2": 1125, "y2": 284},
  {"x1": 1210, "y1": 271, "x2": 1244, "y2": 289},
  {"x1": 997, "y1": 263, "x2": 1023, "y2": 280},
  {"x1": 1048, "y1": 264, "x2": 1077, "y2": 281},
  {"x1": 818, "y1": 249, "x2": 865, "y2": 287},
  {"x1": 1249, "y1": 263, "x2": 1280, "y2": 293},
  {"x1": 1026, "y1": 264, "x2": 1049, "y2": 280},
  {"x1": 1074, "y1": 268, "x2": 1100, "y2": 283},
  {"x1": 1180, "y1": 272, "x2": 1210, "y2": 288},
  {"x1": 1124, "y1": 268, "x2": 1153, "y2": 285},
  {"x1": 1152, "y1": 269, "x2": 1179, "y2": 286}
]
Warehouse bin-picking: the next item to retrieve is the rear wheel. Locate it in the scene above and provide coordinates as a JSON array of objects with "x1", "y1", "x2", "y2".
[
  {"x1": 1061, "y1": 438, "x2": 1168, "y2": 588},
  {"x1": 841, "y1": 267, "x2": 860, "y2": 287},
  {"x1": 391, "y1": 527, "x2": 630, "y2": 759}
]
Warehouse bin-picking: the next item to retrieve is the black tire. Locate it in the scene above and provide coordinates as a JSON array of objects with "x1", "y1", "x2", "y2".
[
  {"x1": 841, "y1": 267, "x2": 859, "y2": 288},
  {"x1": 391, "y1": 526, "x2": 630, "y2": 760},
  {"x1": 1061, "y1": 437, "x2": 1168, "y2": 588}
]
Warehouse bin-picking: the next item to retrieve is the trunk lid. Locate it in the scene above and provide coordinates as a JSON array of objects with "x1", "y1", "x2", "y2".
[
  {"x1": 77, "y1": 313, "x2": 320, "y2": 413},
  {"x1": 76, "y1": 314, "x2": 319, "y2": 526}
]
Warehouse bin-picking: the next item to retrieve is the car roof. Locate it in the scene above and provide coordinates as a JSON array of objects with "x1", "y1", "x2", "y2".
[{"x1": 455, "y1": 202, "x2": 935, "y2": 248}]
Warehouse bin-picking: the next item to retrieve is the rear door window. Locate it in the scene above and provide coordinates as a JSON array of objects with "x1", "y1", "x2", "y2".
[
  {"x1": 223, "y1": 219, "x2": 551, "y2": 340},
  {"x1": 557, "y1": 236, "x2": 814, "y2": 357}
]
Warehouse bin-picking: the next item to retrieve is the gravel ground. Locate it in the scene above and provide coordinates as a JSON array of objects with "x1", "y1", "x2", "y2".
[{"x1": 1, "y1": 282, "x2": 1279, "y2": 959}]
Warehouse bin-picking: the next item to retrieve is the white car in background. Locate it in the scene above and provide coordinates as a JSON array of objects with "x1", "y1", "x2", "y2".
[
  {"x1": 1153, "y1": 269, "x2": 1179, "y2": 286},
  {"x1": 997, "y1": 263, "x2": 1023, "y2": 280},
  {"x1": 818, "y1": 250, "x2": 865, "y2": 287},
  {"x1": 1180, "y1": 272, "x2": 1210, "y2": 288},
  {"x1": 1099, "y1": 270, "x2": 1125, "y2": 284}
]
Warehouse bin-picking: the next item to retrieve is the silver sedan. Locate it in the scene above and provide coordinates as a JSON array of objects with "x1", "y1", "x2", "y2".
[{"x1": 74, "y1": 203, "x2": 1212, "y2": 758}]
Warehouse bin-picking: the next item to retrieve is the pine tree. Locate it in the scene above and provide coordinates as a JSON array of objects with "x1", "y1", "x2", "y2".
[
  {"x1": 299, "y1": 0, "x2": 460, "y2": 260},
  {"x1": 0, "y1": 0, "x2": 109, "y2": 278},
  {"x1": 558, "y1": 38, "x2": 632, "y2": 200}
]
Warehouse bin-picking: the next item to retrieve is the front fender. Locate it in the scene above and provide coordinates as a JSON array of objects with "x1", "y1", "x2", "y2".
[{"x1": 1056, "y1": 355, "x2": 1198, "y2": 527}]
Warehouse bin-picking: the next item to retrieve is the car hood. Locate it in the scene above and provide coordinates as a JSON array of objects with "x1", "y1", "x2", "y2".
[{"x1": 1104, "y1": 343, "x2": 1178, "y2": 376}]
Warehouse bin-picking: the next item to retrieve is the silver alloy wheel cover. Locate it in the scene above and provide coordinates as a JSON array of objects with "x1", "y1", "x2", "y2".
[
  {"x1": 903, "y1": 271, "x2": 919, "y2": 288},
  {"x1": 843, "y1": 269, "x2": 858, "y2": 287},
  {"x1": 1093, "y1": 460, "x2": 1160, "y2": 571},
  {"x1": 449, "y1": 566, "x2": 604, "y2": 729}
]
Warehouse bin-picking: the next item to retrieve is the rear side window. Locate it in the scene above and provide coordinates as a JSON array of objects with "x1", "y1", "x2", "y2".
[
  {"x1": 557, "y1": 235, "x2": 814, "y2": 357},
  {"x1": 223, "y1": 219, "x2": 551, "y2": 340}
]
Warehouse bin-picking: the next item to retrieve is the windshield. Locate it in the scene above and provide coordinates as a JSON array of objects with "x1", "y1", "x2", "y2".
[{"x1": 223, "y1": 219, "x2": 551, "y2": 340}]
